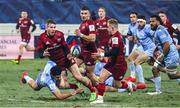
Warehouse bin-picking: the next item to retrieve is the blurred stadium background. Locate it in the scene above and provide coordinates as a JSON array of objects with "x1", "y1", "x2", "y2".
[
  {"x1": 0, "y1": 0, "x2": 180, "y2": 59},
  {"x1": 0, "y1": 0, "x2": 180, "y2": 107}
]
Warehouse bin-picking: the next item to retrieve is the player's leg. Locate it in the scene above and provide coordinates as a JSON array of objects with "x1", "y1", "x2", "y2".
[
  {"x1": 127, "y1": 49, "x2": 140, "y2": 82},
  {"x1": 113, "y1": 79, "x2": 135, "y2": 95},
  {"x1": 105, "y1": 77, "x2": 127, "y2": 93},
  {"x1": 147, "y1": 66, "x2": 162, "y2": 95},
  {"x1": 11, "y1": 42, "x2": 26, "y2": 64},
  {"x1": 25, "y1": 44, "x2": 35, "y2": 52},
  {"x1": 57, "y1": 71, "x2": 79, "y2": 89},
  {"x1": 68, "y1": 63, "x2": 96, "y2": 99},
  {"x1": 91, "y1": 68, "x2": 111, "y2": 104},
  {"x1": 21, "y1": 71, "x2": 39, "y2": 90},
  {"x1": 86, "y1": 65, "x2": 99, "y2": 86},
  {"x1": 74, "y1": 57, "x2": 85, "y2": 74},
  {"x1": 134, "y1": 52, "x2": 149, "y2": 89}
]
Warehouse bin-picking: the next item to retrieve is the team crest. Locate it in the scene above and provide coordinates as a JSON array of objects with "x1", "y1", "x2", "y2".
[
  {"x1": 81, "y1": 25, "x2": 85, "y2": 30},
  {"x1": 112, "y1": 37, "x2": 118, "y2": 44},
  {"x1": 103, "y1": 22, "x2": 106, "y2": 25},
  {"x1": 57, "y1": 38, "x2": 61, "y2": 42}
]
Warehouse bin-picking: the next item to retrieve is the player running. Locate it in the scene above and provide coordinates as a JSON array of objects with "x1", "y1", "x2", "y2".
[
  {"x1": 128, "y1": 15, "x2": 156, "y2": 89},
  {"x1": 145, "y1": 11, "x2": 180, "y2": 83},
  {"x1": 74, "y1": 6, "x2": 98, "y2": 101},
  {"x1": 126, "y1": 12, "x2": 146, "y2": 88},
  {"x1": 21, "y1": 65, "x2": 83, "y2": 99},
  {"x1": 95, "y1": 7, "x2": 110, "y2": 50},
  {"x1": 147, "y1": 15, "x2": 180, "y2": 95},
  {"x1": 90, "y1": 19, "x2": 133, "y2": 104},
  {"x1": 12, "y1": 11, "x2": 36, "y2": 64},
  {"x1": 35, "y1": 19, "x2": 96, "y2": 100}
]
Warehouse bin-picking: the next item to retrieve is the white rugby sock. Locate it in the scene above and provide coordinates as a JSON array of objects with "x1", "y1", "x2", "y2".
[
  {"x1": 118, "y1": 88, "x2": 127, "y2": 93},
  {"x1": 154, "y1": 76, "x2": 161, "y2": 92},
  {"x1": 136, "y1": 64, "x2": 145, "y2": 83},
  {"x1": 24, "y1": 76, "x2": 33, "y2": 83},
  {"x1": 129, "y1": 62, "x2": 136, "y2": 78}
]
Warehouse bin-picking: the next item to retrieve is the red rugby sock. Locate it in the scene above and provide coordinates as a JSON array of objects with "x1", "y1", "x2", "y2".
[
  {"x1": 121, "y1": 80, "x2": 128, "y2": 89},
  {"x1": 97, "y1": 83, "x2": 105, "y2": 96}
]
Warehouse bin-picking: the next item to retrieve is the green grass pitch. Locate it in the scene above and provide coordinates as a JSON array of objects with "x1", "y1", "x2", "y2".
[{"x1": 0, "y1": 59, "x2": 180, "y2": 107}]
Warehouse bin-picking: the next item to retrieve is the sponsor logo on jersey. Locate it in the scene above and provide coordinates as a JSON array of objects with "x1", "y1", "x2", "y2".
[{"x1": 57, "y1": 38, "x2": 61, "y2": 42}]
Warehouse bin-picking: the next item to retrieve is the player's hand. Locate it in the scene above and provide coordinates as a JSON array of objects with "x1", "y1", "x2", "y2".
[
  {"x1": 43, "y1": 49, "x2": 50, "y2": 56},
  {"x1": 175, "y1": 44, "x2": 180, "y2": 50},
  {"x1": 133, "y1": 37, "x2": 138, "y2": 43},
  {"x1": 75, "y1": 88, "x2": 84, "y2": 94},
  {"x1": 74, "y1": 29, "x2": 81, "y2": 36},
  {"x1": 127, "y1": 36, "x2": 134, "y2": 41},
  {"x1": 67, "y1": 53, "x2": 74, "y2": 60},
  {"x1": 91, "y1": 52, "x2": 100, "y2": 59},
  {"x1": 28, "y1": 30, "x2": 32, "y2": 34},
  {"x1": 97, "y1": 48, "x2": 104, "y2": 53},
  {"x1": 70, "y1": 88, "x2": 83, "y2": 96},
  {"x1": 157, "y1": 53, "x2": 164, "y2": 62},
  {"x1": 16, "y1": 29, "x2": 20, "y2": 33}
]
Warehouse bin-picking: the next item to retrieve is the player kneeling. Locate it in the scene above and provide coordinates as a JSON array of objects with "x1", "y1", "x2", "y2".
[{"x1": 21, "y1": 64, "x2": 83, "y2": 100}]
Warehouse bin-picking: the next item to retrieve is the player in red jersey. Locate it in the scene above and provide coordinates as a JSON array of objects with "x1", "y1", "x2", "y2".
[
  {"x1": 91, "y1": 19, "x2": 133, "y2": 104},
  {"x1": 36, "y1": 19, "x2": 96, "y2": 100},
  {"x1": 95, "y1": 7, "x2": 110, "y2": 50},
  {"x1": 159, "y1": 11, "x2": 180, "y2": 41},
  {"x1": 74, "y1": 6, "x2": 99, "y2": 101},
  {"x1": 95, "y1": 7, "x2": 110, "y2": 63},
  {"x1": 12, "y1": 11, "x2": 36, "y2": 64}
]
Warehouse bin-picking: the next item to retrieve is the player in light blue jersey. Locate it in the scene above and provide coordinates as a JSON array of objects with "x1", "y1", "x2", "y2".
[
  {"x1": 128, "y1": 15, "x2": 156, "y2": 89},
  {"x1": 147, "y1": 15, "x2": 180, "y2": 95},
  {"x1": 126, "y1": 12, "x2": 145, "y2": 85},
  {"x1": 21, "y1": 60, "x2": 83, "y2": 100}
]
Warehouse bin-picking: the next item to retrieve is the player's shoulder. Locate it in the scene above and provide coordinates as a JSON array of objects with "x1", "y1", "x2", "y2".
[
  {"x1": 156, "y1": 25, "x2": 167, "y2": 36},
  {"x1": 113, "y1": 31, "x2": 123, "y2": 39},
  {"x1": 87, "y1": 19, "x2": 95, "y2": 25},
  {"x1": 144, "y1": 25, "x2": 151, "y2": 31},
  {"x1": 39, "y1": 31, "x2": 46, "y2": 38},
  {"x1": 55, "y1": 30, "x2": 64, "y2": 36},
  {"x1": 165, "y1": 19, "x2": 172, "y2": 26},
  {"x1": 18, "y1": 18, "x2": 23, "y2": 21},
  {"x1": 105, "y1": 16, "x2": 110, "y2": 20}
]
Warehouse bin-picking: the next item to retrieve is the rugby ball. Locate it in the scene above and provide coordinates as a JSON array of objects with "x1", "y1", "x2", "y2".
[{"x1": 70, "y1": 45, "x2": 81, "y2": 56}]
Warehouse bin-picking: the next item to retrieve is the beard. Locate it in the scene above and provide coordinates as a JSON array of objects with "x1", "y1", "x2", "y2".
[
  {"x1": 138, "y1": 25, "x2": 145, "y2": 29},
  {"x1": 150, "y1": 25, "x2": 158, "y2": 31}
]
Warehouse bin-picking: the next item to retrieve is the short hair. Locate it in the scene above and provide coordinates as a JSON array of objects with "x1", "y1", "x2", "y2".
[
  {"x1": 159, "y1": 10, "x2": 166, "y2": 15},
  {"x1": 50, "y1": 66, "x2": 61, "y2": 76},
  {"x1": 150, "y1": 15, "x2": 163, "y2": 25},
  {"x1": 108, "y1": 18, "x2": 118, "y2": 28},
  {"x1": 46, "y1": 19, "x2": 56, "y2": 25},
  {"x1": 137, "y1": 15, "x2": 146, "y2": 20},
  {"x1": 99, "y1": 7, "x2": 106, "y2": 12},
  {"x1": 81, "y1": 6, "x2": 90, "y2": 11},
  {"x1": 130, "y1": 11, "x2": 138, "y2": 16}
]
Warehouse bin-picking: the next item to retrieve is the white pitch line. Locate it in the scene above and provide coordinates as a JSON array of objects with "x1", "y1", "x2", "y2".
[{"x1": 7, "y1": 98, "x2": 47, "y2": 103}]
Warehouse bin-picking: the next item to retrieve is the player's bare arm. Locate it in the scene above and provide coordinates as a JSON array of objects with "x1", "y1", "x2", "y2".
[
  {"x1": 53, "y1": 88, "x2": 83, "y2": 100},
  {"x1": 75, "y1": 29, "x2": 96, "y2": 42}
]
